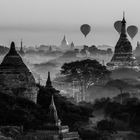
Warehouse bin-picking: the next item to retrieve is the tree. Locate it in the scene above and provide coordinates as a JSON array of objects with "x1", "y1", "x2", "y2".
[
  {"x1": 106, "y1": 79, "x2": 131, "y2": 104},
  {"x1": 61, "y1": 59, "x2": 110, "y2": 100}
]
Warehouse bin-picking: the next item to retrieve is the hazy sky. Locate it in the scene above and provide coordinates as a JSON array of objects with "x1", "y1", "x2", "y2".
[{"x1": 0, "y1": 0, "x2": 140, "y2": 48}]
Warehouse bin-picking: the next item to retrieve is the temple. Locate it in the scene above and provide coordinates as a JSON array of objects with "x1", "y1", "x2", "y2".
[
  {"x1": 61, "y1": 35, "x2": 69, "y2": 47},
  {"x1": 16, "y1": 95, "x2": 79, "y2": 140},
  {"x1": 134, "y1": 41, "x2": 140, "y2": 57},
  {"x1": 19, "y1": 40, "x2": 25, "y2": 56},
  {"x1": 46, "y1": 71, "x2": 53, "y2": 88},
  {"x1": 0, "y1": 42, "x2": 38, "y2": 102},
  {"x1": 107, "y1": 13, "x2": 138, "y2": 69},
  {"x1": 70, "y1": 42, "x2": 75, "y2": 49}
]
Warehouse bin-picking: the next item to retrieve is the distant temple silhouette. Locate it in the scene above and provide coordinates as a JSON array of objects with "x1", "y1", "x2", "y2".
[
  {"x1": 19, "y1": 40, "x2": 25, "y2": 56},
  {"x1": 0, "y1": 42, "x2": 38, "y2": 102},
  {"x1": 61, "y1": 35, "x2": 69, "y2": 47},
  {"x1": 107, "y1": 13, "x2": 138, "y2": 69},
  {"x1": 70, "y1": 41, "x2": 75, "y2": 49},
  {"x1": 134, "y1": 41, "x2": 140, "y2": 57},
  {"x1": 46, "y1": 71, "x2": 53, "y2": 88},
  {"x1": 60, "y1": 35, "x2": 75, "y2": 51},
  {"x1": 37, "y1": 72, "x2": 60, "y2": 105}
]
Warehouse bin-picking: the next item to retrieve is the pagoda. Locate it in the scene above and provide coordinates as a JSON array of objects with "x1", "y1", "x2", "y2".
[
  {"x1": 70, "y1": 42, "x2": 75, "y2": 49},
  {"x1": 61, "y1": 35, "x2": 69, "y2": 47},
  {"x1": 0, "y1": 42, "x2": 38, "y2": 103},
  {"x1": 16, "y1": 96, "x2": 79, "y2": 140},
  {"x1": 107, "y1": 13, "x2": 137, "y2": 69}
]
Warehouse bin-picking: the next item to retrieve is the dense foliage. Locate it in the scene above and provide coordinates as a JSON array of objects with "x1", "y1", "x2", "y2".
[
  {"x1": 93, "y1": 96, "x2": 140, "y2": 132},
  {"x1": 0, "y1": 92, "x2": 46, "y2": 130}
]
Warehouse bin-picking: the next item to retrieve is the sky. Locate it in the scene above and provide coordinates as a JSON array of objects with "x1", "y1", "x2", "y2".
[{"x1": 0, "y1": 0, "x2": 140, "y2": 48}]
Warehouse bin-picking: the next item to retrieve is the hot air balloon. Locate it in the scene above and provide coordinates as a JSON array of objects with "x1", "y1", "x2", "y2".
[
  {"x1": 127, "y1": 25, "x2": 138, "y2": 39},
  {"x1": 80, "y1": 24, "x2": 91, "y2": 37},
  {"x1": 114, "y1": 20, "x2": 122, "y2": 34}
]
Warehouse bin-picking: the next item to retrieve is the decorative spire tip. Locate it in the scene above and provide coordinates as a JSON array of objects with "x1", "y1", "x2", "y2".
[{"x1": 123, "y1": 11, "x2": 125, "y2": 19}]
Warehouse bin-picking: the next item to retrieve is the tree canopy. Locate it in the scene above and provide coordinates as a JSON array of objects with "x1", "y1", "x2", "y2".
[
  {"x1": 61, "y1": 59, "x2": 110, "y2": 87},
  {"x1": 60, "y1": 59, "x2": 111, "y2": 100}
]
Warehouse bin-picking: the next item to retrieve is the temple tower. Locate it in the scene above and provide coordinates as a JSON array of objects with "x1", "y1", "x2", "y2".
[
  {"x1": 60, "y1": 35, "x2": 69, "y2": 48},
  {"x1": 46, "y1": 72, "x2": 53, "y2": 88},
  {"x1": 0, "y1": 42, "x2": 38, "y2": 103},
  {"x1": 19, "y1": 40, "x2": 25, "y2": 56},
  {"x1": 107, "y1": 13, "x2": 137, "y2": 68},
  {"x1": 47, "y1": 95, "x2": 61, "y2": 127}
]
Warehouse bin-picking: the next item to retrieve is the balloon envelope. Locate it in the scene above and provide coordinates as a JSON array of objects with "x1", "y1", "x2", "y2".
[
  {"x1": 80, "y1": 24, "x2": 91, "y2": 37},
  {"x1": 114, "y1": 20, "x2": 122, "y2": 34},
  {"x1": 127, "y1": 25, "x2": 138, "y2": 39}
]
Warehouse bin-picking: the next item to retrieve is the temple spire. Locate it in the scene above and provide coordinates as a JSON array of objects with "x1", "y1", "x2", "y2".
[
  {"x1": 48, "y1": 95, "x2": 61, "y2": 126},
  {"x1": 123, "y1": 11, "x2": 125, "y2": 21},
  {"x1": 8, "y1": 42, "x2": 18, "y2": 55},
  {"x1": 19, "y1": 39, "x2": 25, "y2": 56},
  {"x1": 137, "y1": 41, "x2": 140, "y2": 47},
  {"x1": 121, "y1": 12, "x2": 127, "y2": 36},
  {"x1": 46, "y1": 72, "x2": 52, "y2": 88},
  {"x1": 61, "y1": 35, "x2": 69, "y2": 46},
  {"x1": 50, "y1": 95, "x2": 56, "y2": 110},
  {"x1": 20, "y1": 39, "x2": 23, "y2": 50}
]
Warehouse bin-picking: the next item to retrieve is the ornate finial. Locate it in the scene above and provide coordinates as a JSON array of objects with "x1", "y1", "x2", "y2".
[
  {"x1": 122, "y1": 11, "x2": 126, "y2": 23},
  {"x1": 63, "y1": 35, "x2": 66, "y2": 41},
  {"x1": 46, "y1": 71, "x2": 52, "y2": 88},
  {"x1": 120, "y1": 12, "x2": 127, "y2": 35},
  {"x1": 48, "y1": 71, "x2": 51, "y2": 81}
]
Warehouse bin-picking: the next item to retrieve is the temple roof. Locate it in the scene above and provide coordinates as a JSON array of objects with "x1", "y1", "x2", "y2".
[{"x1": 0, "y1": 42, "x2": 28, "y2": 71}]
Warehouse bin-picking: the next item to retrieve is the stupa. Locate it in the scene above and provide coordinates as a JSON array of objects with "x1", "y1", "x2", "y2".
[
  {"x1": 61, "y1": 35, "x2": 69, "y2": 47},
  {"x1": 0, "y1": 42, "x2": 38, "y2": 103},
  {"x1": 107, "y1": 13, "x2": 138, "y2": 69}
]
